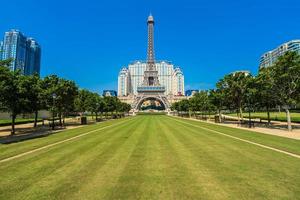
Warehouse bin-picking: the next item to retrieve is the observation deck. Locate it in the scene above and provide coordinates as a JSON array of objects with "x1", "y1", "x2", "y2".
[{"x1": 137, "y1": 86, "x2": 165, "y2": 93}]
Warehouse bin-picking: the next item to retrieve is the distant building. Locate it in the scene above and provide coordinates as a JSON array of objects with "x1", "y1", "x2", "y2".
[
  {"x1": 25, "y1": 38, "x2": 41, "y2": 75},
  {"x1": 118, "y1": 67, "x2": 130, "y2": 96},
  {"x1": 231, "y1": 70, "x2": 250, "y2": 76},
  {"x1": 103, "y1": 90, "x2": 117, "y2": 97},
  {"x1": 118, "y1": 61, "x2": 184, "y2": 96},
  {"x1": 0, "y1": 41, "x2": 3, "y2": 60},
  {"x1": 0, "y1": 29, "x2": 41, "y2": 75},
  {"x1": 185, "y1": 90, "x2": 199, "y2": 97},
  {"x1": 117, "y1": 14, "x2": 187, "y2": 111},
  {"x1": 260, "y1": 40, "x2": 300, "y2": 69}
]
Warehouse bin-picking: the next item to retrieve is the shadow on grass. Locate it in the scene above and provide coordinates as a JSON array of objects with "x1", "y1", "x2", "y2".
[{"x1": 0, "y1": 120, "x2": 92, "y2": 144}]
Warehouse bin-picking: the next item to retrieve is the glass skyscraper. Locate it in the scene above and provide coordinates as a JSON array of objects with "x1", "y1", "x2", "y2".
[
  {"x1": 0, "y1": 41, "x2": 3, "y2": 60},
  {"x1": 0, "y1": 29, "x2": 41, "y2": 75},
  {"x1": 25, "y1": 38, "x2": 41, "y2": 75}
]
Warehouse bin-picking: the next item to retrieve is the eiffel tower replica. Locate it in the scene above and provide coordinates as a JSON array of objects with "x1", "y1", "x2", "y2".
[
  {"x1": 137, "y1": 14, "x2": 165, "y2": 94},
  {"x1": 132, "y1": 14, "x2": 169, "y2": 112}
]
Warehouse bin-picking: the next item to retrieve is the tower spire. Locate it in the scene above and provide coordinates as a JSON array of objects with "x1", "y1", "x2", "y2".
[
  {"x1": 140, "y1": 14, "x2": 160, "y2": 86},
  {"x1": 147, "y1": 13, "x2": 155, "y2": 67},
  {"x1": 137, "y1": 14, "x2": 166, "y2": 95}
]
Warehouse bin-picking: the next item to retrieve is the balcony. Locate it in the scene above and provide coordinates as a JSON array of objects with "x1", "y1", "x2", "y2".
[{"x1": 137, "y1": 86, "x2": 165, "y2": 93}]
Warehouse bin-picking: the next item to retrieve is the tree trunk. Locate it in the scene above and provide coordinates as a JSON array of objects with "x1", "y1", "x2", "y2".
[
  {"x1": 248, "y1": 108, "x2": 252, "y2": 128},
  {"x1": 11, "y1": 114, "x2": 16, "y2": 135},
  {"x1": 218, "y1": 109, "x2": 222, "y2": 123},
  {"x1": 239, "y1": 106, "x2": 243, "y2": 123},
  {"x1": 96, "y1": 112, "x2": 98, "y2": 121},
  {"x1": 188, "y1": 110, "x2": 191, "y2": 118},
  {"x1": 236, "y1": 109, "x2": 240, "y2": 125},
  {"x1": 285, "y1": 108, "x2": 292, "y2": 132},
  {"x1": 34, "y1": 110, "x2": 38, "y2": 128},
  {"x1": 59, "y1": 112, "x2": 62, "y2": 127},
  {"x1": 266, "y1": 106, "x2": 271, "y2": 126},
  {"x1": 52, "y1": 111, "x2": 55, "y2": 130}
]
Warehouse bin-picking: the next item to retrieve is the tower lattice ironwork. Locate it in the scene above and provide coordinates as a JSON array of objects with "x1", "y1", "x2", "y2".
[{"x1": 142, "y1": 14, "x2": 160, "y2": 86}]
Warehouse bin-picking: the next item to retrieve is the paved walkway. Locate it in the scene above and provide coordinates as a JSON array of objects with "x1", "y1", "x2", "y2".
[
  {"x1": 0, "y1": 118, "x2": 86, "y2": 143},
  {"x1": 174, "y1": 116, "x2": 300, "y2": 140}
]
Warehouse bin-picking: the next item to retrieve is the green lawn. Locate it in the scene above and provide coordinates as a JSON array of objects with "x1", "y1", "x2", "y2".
[
  {"x1": 0, "y1": 115, "x2": 300, "y2": 199},
  {"x1": 227, "y1": 112, "x2": 300, "y2": 123}
]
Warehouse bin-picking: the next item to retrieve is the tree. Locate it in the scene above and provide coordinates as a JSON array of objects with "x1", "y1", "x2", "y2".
[
  {"x1": 42, "y1": 75, "x2": 78, "y2": 128},
  {"x1": 56, "y1": 79, "x2": 78, "y2": 125},
  {"x1": 170, "y1": 102, "x2": 179, "y2": 115},
  {"x1": 121, "y1": 102, "x2": 132, "y2": 115},
  {"x1": 244, "y1": 76, "x2": 259, "y2": 128},
  {"x1": 209, "y1": 88, "x2": 225, "y2": 123},
  {"x1": 178, "y1": 99, "x2": 190, "y2": 117},
  {"x1": 271, "y1": 51, "x2": 300, "y2": 131},
  {"x1": 97, "y1": 96, "x2": 106, "y2": 120},
  {"x1": 0, "y1": 58, "x2": 13, "y2": 68},
  {"x1": 256, "y1": 67, "x2": 277, "y2": 125},
  {"x1": 0, "y1": 66, "x2": 27, "y2": 134},
  {"x1": 217, "y1": 72, "x2": 252, "y2": 124},
  {"x1": 86, "y1": 92, "x2": 101, "y2": 120},
  {"x1": 41, "y1": 75, "x2": 60, "y2": 129},
  {"x1": 189, "y1": 91, "x2": 211, "y2": 119},
  {"x1": 103, "y1": 96, "x2": 118, "y2": 118},
  {"x1": 74, "y1": 89, "x2": 91, "y2": 116},
  {"x1": 18, "y1": 74, "x2": 44, "y2": 127}
]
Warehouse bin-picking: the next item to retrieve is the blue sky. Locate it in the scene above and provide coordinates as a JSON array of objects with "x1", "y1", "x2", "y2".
[{"x1": 1, "y1": 0, "x2": 300, "y2": 92}]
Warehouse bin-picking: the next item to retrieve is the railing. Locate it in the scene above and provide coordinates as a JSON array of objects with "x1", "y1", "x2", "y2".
[{"x1": 137, "y1": 86, "x2": 165, "y2": 92}]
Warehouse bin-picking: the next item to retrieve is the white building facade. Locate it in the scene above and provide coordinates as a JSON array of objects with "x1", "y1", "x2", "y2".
[
  {"x1": 260, "y1": 40, "x2": 300, "y2": 69},
  {"x1": 118, "y1": 67, "x2": 130, "y2": 96},
  {"x1": 118, "y1": 60, "x2": 184, "y2": 96}
]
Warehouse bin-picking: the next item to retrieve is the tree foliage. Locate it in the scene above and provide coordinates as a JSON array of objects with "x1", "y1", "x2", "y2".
[{"x1": 0, "y1": 60, "x2": 130, "y2": 134}]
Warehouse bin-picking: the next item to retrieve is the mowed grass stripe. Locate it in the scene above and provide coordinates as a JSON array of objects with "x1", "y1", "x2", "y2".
[
  {"x1": 162, "y1": 117, "x2": 300, "y2": 199},
  {"x1": 159, "y1": 118, "x2": 221, "y2": 199},
  {"x1": 0, "y1": 117, "x2": 141, "y2": 200},
  {"x1": 26, "y1": 117, "x2": 144, "y2": 200},
  {"x1": 169, "y1": 116, "x2": 300, "y2": 157},
  {"x1": 0, "y1": 117, "x2": 135, "y2": 163},
  {"x1": 160, "y1": 117, "x2": 231, "y2": 199},
  {"x1": 67, "y1": 115, "x2": 151, "y2": 200},
  {"x1": 105, "y1": 116, "x2": 175, "y2": 199},
  {"x1": 0, "y1": 115, "x2": 300, "y2": 200},
  {"x1": 101, "y1": 116, "x2": 202, "y2": 199},
  {"x1": 0, "y1": 117, "x2": 133, "y2": 160}
]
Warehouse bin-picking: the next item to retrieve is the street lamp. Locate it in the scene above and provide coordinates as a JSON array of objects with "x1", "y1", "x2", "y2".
[{"x1": 52, "y1": 93, "x2": 57, "y2": 130}]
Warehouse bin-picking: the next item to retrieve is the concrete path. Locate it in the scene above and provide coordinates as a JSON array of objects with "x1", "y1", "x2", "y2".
[{"x1": 174, "y1": 115, "x2": 300, "y2": 140}]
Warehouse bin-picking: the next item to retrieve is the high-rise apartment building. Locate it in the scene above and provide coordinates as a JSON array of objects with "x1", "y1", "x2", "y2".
[
  {"x1": 25, "y1": 38, "x2": 41, "y2": 75},
  {"x1": 0, "y1": 41, "x2": 3, "y2": 60},
  {"x1": 260, "y1": 40, "x2": 300, "y2": 69},
  {"x1": 0, "y1": 29, "x2": 41, "y2": 75},
  {"x1": 118, "y1": 67, "x2": 130, "y2": 96}
]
